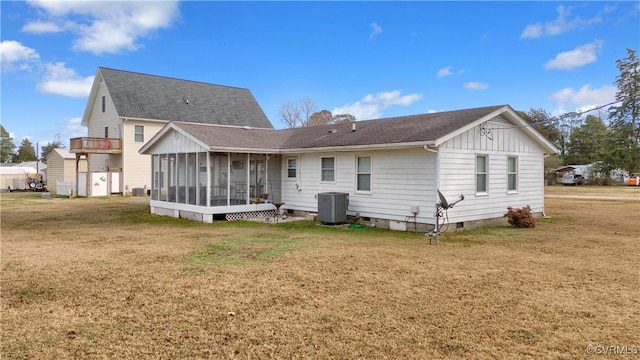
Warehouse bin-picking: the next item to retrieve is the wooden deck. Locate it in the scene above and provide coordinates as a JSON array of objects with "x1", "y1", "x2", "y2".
[{"x1": 70, "y1": 137, "x2": 122, "y2": 154}]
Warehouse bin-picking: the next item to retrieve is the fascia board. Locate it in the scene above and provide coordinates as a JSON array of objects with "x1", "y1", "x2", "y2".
[
  {"x1": 81, "y1": 69, "x2": 103, "y2": 127},
  {"x1": 279, "y1": 140, "x2": 436, "y2": 154}
]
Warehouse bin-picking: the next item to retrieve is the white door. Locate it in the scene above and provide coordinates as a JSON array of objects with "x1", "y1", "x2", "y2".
[
  {"x1": 91, "y1": 172, "x2": 108, "y2": 196},
  {"x1": 110, "y1": 172, "x2": 120, "y2": 193},
  {"x1": 78, "y1": 172, "x2": 87, "y2": 196}
]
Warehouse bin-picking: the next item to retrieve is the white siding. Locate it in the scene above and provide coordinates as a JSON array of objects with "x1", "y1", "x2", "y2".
[
  {"x1": 87, "y1": 80, "x2": 118, "y2": 174},
  {"x1": 439, "y1": 116, "x2": 547, "y2": 223},
  {"x1": 281, "y1": 148, "x2": 438, "y2": 223},
  {"x1": 85, "y1": 79, "x2": 169, "y2": 192},
  {"x1": 122, "y1": 121, "x2": 169, "y2": 190},
  {"x1": 87, "y1": 81, "x2": 117, "y2": 139}
]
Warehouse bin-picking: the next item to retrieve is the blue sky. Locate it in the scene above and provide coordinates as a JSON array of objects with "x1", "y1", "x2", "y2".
[{"x1": 1, "y1": 1, "x2": 638, "y2": 152}]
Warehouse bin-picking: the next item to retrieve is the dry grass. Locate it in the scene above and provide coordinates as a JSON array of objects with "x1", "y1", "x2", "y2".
[
  {"x1": 1, "y1": 190, "x2": 639, "y2": 359},
  {"x1": 545, "y1": 183, "x2": 640, "y2": 197}
]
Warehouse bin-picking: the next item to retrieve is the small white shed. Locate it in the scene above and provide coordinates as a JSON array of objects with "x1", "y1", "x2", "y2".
[{"x1": 46, "y1": 148, "x2": 88, "y2": 194}]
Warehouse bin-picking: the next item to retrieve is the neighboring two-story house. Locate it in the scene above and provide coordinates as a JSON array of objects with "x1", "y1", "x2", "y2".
[{"x1": 71, "y1": 67, "x2": 272, "y2": 196}]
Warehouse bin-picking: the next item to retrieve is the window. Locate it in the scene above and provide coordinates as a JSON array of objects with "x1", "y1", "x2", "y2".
[
  {"x1": 104, "y1": 126, "x2": 109, "y2": 138},
  {"x1": 134, "y1": 125, "x2": 144, "y2": 142},
  {"x1": 507, "y1": 156, "x2": 517, "y2": 192},
  {"x1": 321, "y1": 157, "x2": 335, "y2": 182},
  {"x1": 356, "y1": 156, "x2": 371, "y2": 192},
  {"x1": 101, "y1": 96, "x2": 106, "y2": 112},
  {"x1": 476, "y1": 155, "x2": 488, "y2": 193},
  {"x1": 287, "y1": 158, "x2": 297, "y2": 178}
]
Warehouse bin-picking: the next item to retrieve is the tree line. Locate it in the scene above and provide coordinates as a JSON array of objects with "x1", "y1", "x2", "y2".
[
  {"x1": 518, "y1": 49, "x2": 639, "y2": 181},
  {"x1": 0, "y1": 127, "x2": 64, "y2": 163}
]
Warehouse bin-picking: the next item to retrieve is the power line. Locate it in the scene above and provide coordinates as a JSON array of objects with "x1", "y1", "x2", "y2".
[{"x1": 486, "y1": 100, "x2": 622, "y2": 131}]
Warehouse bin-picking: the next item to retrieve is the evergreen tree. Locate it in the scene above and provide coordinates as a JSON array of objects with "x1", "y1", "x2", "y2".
[
  {"x1": 519, "y1": 109, "x2": 563, "y2": 152},
  {"x1": 603, "y1": 48, "x2": 640, "y2": 173},
  {"x1": 565, "y1": 115, "x2": 608, "y2": 165},
  {"x1": 609, "y1": 48, "x2": 640, "y2": 143},
  {"x1": 0, "y1": 125, "x2": 16, "y2": 163},
  {"x1": 14, "y1": 138, "x2": 37, "y2": 162},
  {"x1": 41, "y1": 140, "x2": 65, "y2": 162}
]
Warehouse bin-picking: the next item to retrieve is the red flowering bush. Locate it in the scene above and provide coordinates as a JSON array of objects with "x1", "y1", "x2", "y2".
[{"x1": 504, "y1": 205, "x2": 536, "y2": 228}]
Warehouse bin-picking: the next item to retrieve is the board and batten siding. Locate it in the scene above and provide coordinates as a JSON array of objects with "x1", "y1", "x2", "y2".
[
  {"x1": 281, "y1": 148, "x2": 437, "y2": 223},
  {"x1": 438, "y1": 116, "x2": 547, "y2": 223}
]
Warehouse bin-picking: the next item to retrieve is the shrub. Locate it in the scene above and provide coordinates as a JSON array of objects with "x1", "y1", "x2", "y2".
[{"x1": 504, "y1": 205, "x2": 536, "y2": 228}]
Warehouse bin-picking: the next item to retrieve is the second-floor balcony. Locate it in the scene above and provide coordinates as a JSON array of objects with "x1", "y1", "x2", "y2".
[{"x1": 70, "y1": 137, "x2": 122, "y2": 154}]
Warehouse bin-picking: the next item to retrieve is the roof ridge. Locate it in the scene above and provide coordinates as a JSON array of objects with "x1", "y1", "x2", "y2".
[
  {"x1": 175, "y1": 121, "x2": 277, "y2": 131},
  {"x1": 98, "y1": 66, "x2": 251, "y2": 91}
]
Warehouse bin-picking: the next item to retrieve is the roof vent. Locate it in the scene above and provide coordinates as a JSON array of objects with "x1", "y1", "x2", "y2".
[
  {"x1": 351, "y1": 123, "x2": 356, "y2": 132},
  {"x1": 329, "y1": 129, "x2": 337, "y2": 134},
  {"x1": 243, "y1": 126, "x2": 252, "y2": 130}
]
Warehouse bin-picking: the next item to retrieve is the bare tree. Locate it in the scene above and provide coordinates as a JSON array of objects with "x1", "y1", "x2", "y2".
[
  {"x1": 298, "y1": 98, "x2": 316, "y2": 127},
  {"x1": 278, "y1": 101, "x2": 302, "y2": 128},
  {"x1": 278, "y1": 98, "x2": 318, "y2": 128},
  {"x1": 279, "y1": 98, "x2": 355, "y2": 127}
]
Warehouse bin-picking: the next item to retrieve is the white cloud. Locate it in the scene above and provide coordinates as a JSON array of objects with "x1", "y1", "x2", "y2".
[
  {"x1": 24, "y1": 0, "x2": 180, "y2": 55},
  {"x1": 22, "y1": 21, "x2": 62, "y2": 33},
  {"x1": 36, "y1": 62, "x2": 94, "y2": 98},
  {"x1": 332, "y1": 90, "x2": 422, "y2": 120},
  {"x1": 520, "y1": 5, "x2": 606, "y2": 39},
  {"x1": 62, "y1": 117, "x2": 87, "y2": 139},
  {"x1": 464, "y1": 82, "x2": 489, "y2": 90},
  {"x1": 545, "y1": 40, "x2": 603, "y2": 70},
  {"x1": 0, "y1": 40, "x2": 40, "y2": 72},
  {"x1": 549, "y1": 84, "x2": 617, "y2": 114},
  {"x1": 436, "y1": 66, "x2": 464, "y2": 78},
  {"x1": 369, "y1": 22, "x2": 382, "y2": 40}
]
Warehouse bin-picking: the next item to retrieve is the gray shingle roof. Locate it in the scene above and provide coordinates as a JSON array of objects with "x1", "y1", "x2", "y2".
[
  {"x1": 171, "y1": 105, "x2": 507, "y2": 151},
  {"x1": 174, "y1": 122, "x2": 288, "y2": 151},
  {"x1": 99, "y1": 67, "x2": 273, "y2": 129}
]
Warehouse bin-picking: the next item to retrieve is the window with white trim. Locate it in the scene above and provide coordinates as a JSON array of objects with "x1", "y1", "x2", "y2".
[
  {"x1": 507, "y1": 156, "x2": 518, "y2": 192},
  {"x1": 287, "y1": 158, "x2": 297, "y2": 178},
  {"x1": 101, "y1": 96, "x2": 106, "y2": 112},
  {"x1": 321, "y1": 157, "x2": 335, "y2": 182},
  {"x1": 134, "y1": 125, "x2": 144, "y2": 142},
  {"x1": 476, "y1": 155, "x2": 488, "y2": 194},
  {"x1": 356, "y1": 156, "x2": 371, "y2": 192}
]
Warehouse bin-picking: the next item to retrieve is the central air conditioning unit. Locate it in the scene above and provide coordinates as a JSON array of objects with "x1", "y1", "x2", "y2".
[{"x1": 317, "y1": 192, "x2": 349, "y2": 224}]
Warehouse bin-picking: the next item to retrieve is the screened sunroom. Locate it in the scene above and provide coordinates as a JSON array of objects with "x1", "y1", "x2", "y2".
[{"x1": 149, "y1": 151, "x2": 281, "y2": 222}]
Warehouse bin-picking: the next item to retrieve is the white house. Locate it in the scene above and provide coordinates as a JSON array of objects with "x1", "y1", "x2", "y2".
[
  {"x1": 70, "y1": 67, "x2": 272, "y2": 196},
  {"x1": 139, "y1": 105, "x2": 559, "y2": 231}
]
